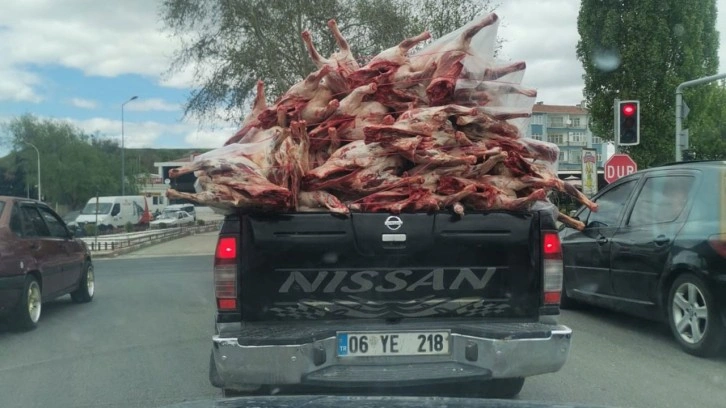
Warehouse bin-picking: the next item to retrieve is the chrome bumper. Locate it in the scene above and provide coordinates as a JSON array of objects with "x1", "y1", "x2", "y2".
[{"x1": 211, "y1": 320, "x2": 572, "y2": 389}]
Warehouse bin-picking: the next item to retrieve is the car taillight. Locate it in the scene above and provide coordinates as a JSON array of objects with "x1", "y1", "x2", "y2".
[
  {"x1": 214, "y1": 236, "x2": 238, "y2": 311},
  {"x1": 708, "y1": 234, "x2": 726, "y2": 258},
  {"x1": 543, "y1": 232, "x2": 563, "y2": 306}
]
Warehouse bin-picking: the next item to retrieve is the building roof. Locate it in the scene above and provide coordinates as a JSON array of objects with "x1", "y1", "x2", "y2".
[{"x1": 532, "y1": 103, "x2": 588, "y2": 115}]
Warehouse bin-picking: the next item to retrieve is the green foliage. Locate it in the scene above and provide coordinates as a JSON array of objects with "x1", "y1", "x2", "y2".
[
  {"x1": 84, "y1": 223, "x2": 97, "y2": 236},
  {"x1": 576, "y1": 0, "x2": 719, "y2": 167},
  {"x1": 684, "y1": 81, "x2": 726, "y2": 160},
  {"x1": 196, "y1": 219, "x2": 206, "y2": 226},
  {"x1": 0, "y1": 114, "x2": 206, "y2": 208},
  {"x1": 160, "y1": 0, "x2": 495, "y2": 122},
  {"x1": 125, "y1": 222, "x2": 135, "y2": 233}
]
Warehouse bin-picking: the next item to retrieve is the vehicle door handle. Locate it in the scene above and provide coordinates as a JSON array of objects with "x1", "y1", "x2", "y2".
[
  {"x1": 596, "y1": 236, "x2": 608, "y2": 245},
  {"x1": 654, "y1": 235, "x2": 670, "y2": 246}
]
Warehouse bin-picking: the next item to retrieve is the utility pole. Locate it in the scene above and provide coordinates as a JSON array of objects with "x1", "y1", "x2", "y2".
[
  {"x1": 121, "y1": 96, "x2": 139, "y2": 195},
  {"x1": 675, "y1": 72, "x2": 726, "y2": 161}
]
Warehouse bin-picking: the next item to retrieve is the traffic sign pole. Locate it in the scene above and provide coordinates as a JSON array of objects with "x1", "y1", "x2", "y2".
[{"x1": 613, "y1": 98, "x2": 619, "y2": 155}]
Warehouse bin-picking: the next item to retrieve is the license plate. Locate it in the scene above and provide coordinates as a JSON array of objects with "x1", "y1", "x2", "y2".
[{"x1": 336, "y1": 331, "x2": 450, "y2": 357}]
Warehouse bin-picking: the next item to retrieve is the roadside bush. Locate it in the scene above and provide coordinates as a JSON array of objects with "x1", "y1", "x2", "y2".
[
  {"x1": 125, "y1": 222, "x2": 134, "y2": 233},
  {"x1": 196, "y1": 219, "x2": 206, "y2": 226},
  {"x1": 84, "y1": 224, "x2": 97, "y2": 236}
]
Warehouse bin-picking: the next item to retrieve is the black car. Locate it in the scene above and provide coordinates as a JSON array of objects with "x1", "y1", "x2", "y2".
[{"x1": 559, "y1": 160, "x2": 726, "y2": 357}]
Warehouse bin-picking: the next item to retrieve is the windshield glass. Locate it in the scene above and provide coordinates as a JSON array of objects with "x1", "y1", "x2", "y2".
[{"x1": 80, "y1": 203, "x2": 112, "y2": 215}]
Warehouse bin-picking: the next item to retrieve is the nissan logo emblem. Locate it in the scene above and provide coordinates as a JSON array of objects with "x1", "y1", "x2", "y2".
[{"x1": 384, "y1": 216, "x2": 403, "y2": 231}]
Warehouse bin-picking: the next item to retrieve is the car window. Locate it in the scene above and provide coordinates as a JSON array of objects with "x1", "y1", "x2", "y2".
[
  {"x1": 587, "y1": 179, "x2": 637, "y2": 228},
  {"x1": 20, "y1": 206, "x2": 50, "y2": 237},
  {"x1": 111, "y1": 203, "x2": 121, "y2": 216},
  {"x1": 38, "y1": 206, "x2": 69, "y2": 238},
  {"x1": 628, "y1": 176, "x2": 693, "y2": 226},
  {"x1": 9, "y1": 205, "x2": 23, "y2": 236}
]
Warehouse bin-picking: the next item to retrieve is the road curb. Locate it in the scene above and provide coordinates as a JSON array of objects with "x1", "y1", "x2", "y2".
[{"x1": 91, "y1": 227, "x2": 218, "y2": 259}]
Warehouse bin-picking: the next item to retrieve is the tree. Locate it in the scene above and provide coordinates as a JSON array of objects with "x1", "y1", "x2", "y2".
[
  {"x1": 576, "y1": 0, "x2": 719, "y2": 167},
  {"x1": 685, "y1": 81, "x2": 726, "y2": 160},
  {"x1": 160, "y1": 0, "x2": 494, "y2": 122},
  {"x1": 1, "y1": 115, "x2": 144, "y2": 208}
]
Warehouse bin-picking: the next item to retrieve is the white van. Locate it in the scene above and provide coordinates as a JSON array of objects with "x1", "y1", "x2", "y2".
[{"x1": 76, "y1": 196, "x2": 150, "y2": 232}]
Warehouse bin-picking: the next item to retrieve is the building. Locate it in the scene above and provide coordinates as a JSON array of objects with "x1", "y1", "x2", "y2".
[
  {"x1": 152, "y1": 153, "x2": 204, "y2": 205},
  {"x1": 135, "y1": 173, "x2": 170, "y2": 207},
  {"x1": 525, "y1": 101, "x2": 607, "y2": 174}
]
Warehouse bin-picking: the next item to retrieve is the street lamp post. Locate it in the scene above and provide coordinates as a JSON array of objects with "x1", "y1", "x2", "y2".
[
  {"x1": 121, "y1": 96, "x2": 139, "y2": 195},
  {"x1": 24, "y1": 141, "x2": 41, "y2": 201}
]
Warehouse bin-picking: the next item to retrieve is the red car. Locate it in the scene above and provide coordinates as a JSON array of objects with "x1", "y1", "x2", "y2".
[{"x1": 0, "y1": 196, "x2": 94, "y2": 330}]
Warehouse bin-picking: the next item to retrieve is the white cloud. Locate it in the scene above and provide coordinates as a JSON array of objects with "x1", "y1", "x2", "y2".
[
  {"x1": 69, "y1": 97, "x2": 98, "y2": 109},
  {"x1": 183, "y1": 126, "x2": 239, "y2": 147},
  {"x1": 0, "y1": 0, "x2": 724, "y2": 122},
  {"x1": 495, "y1": 1, "x2": 584, "y2": 105},
  {"x1": 0, "y1": 66, "x2": 43, "y2": 102},
  {"x1": 60, "y1": 116, "x2": 236, "y2": 149},
  {"x1": 125, "y1": 98, "x2": 180, "y2": 112},
  {"x1": 0, "y1": 1, "x2": 182, "y2": 88}
]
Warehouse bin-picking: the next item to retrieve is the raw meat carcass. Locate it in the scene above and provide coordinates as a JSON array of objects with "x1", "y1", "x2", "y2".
[
  {"x1": 298, "y1": 190, "x2": 349, "y2": 214},
  {"x1": 169, "y1": 12, "x2": 596, "y2": 224},
  {"x1": 424, "y1": 14, "x2": 501, "y2": 106},
  {"x1": 224, "y1": 80, "x2": 267, "y2": 145},
  {"x1": 257, "y1": 65, "x2": 334, "y2": 128}
]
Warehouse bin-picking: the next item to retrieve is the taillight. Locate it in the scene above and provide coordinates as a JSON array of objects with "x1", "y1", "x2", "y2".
[
  {"x1": 708, "y1": 234, "x2": 726, "y2": 258},
  {"x1": 216, "y1": 237, "x2": 237, "y2": 260},
  {"x1": 214, "y1": 236, "x2": 238, "y2": 311},
  {"x1": 543, "y1": 232, "x2": 563, "y2": 306}
]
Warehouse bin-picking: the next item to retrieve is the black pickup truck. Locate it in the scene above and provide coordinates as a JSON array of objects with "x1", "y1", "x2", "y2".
[{"x1": 208, "y1": 209, "x2": 572, "y2": 397}]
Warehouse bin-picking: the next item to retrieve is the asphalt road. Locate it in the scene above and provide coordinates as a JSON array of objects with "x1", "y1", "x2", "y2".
[{"x1": 1, "y1": 234, "x2": 725, "y2": 408}]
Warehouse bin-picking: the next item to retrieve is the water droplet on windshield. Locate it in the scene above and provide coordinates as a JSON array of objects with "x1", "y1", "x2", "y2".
[{"x1": 592, "y1": 48, "x2": 621, "y2": 72}]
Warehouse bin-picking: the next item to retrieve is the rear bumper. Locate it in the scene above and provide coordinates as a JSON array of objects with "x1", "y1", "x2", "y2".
[{"x1": 211, "y1": 319, "x2": 572, "y2": 389}]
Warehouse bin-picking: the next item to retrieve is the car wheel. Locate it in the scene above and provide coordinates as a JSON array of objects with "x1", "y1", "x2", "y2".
[
  {"x1": 483, "y1": 378, "x2": 525, "y2": 398},
  {"x1": 668, "y1": 273, "x2": 725, "y2": 357},
  {"x1": 71, "y1": 264, "x2": 95, "y2": 303},
  {"x1": 13, "y1": 275, "x2": 42, "y2": 331}
]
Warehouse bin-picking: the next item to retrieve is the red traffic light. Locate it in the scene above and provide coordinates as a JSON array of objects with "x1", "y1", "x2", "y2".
[{"x1": 622, "y1": 103, "x2": 636, "y2": 116}]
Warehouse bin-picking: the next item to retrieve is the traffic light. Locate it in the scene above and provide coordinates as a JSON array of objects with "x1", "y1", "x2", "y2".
[{"x1": 617, "y1": 100, "x2": 640, "y2": 146}]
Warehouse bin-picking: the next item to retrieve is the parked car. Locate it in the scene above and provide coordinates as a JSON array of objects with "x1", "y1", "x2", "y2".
[
  {"x1": 165, "y1": 204, "x2": 196, "y2": 221},
  {"x1": 149, "y1": 210, "x2": 195, "y2": 228},
  {"x1": 559, "y1": 160, "x2": 726, "y2": 357},
  {"x1": 0, "y1": 196, "x2": 94, "y2": 330}
]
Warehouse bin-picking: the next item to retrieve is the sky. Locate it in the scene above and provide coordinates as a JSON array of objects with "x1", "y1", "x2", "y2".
[{"x1": 0, "y1": 0, "x2": 724, "y2": 156}]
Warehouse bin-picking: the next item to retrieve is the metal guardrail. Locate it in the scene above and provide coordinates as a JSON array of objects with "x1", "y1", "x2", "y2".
[{"x1": 80, "y1": 222, "x2": 221, "y2": 252}]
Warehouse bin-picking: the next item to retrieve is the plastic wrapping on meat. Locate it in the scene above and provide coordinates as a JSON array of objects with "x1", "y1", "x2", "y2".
[{"x1": 166, "y1": 12, "x2": 595, "y2": 219}]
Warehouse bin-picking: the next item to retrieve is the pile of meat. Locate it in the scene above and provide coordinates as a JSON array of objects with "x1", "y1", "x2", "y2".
[{"x1": 167, "y1": 13, "x2": 595, "y2": 230}]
